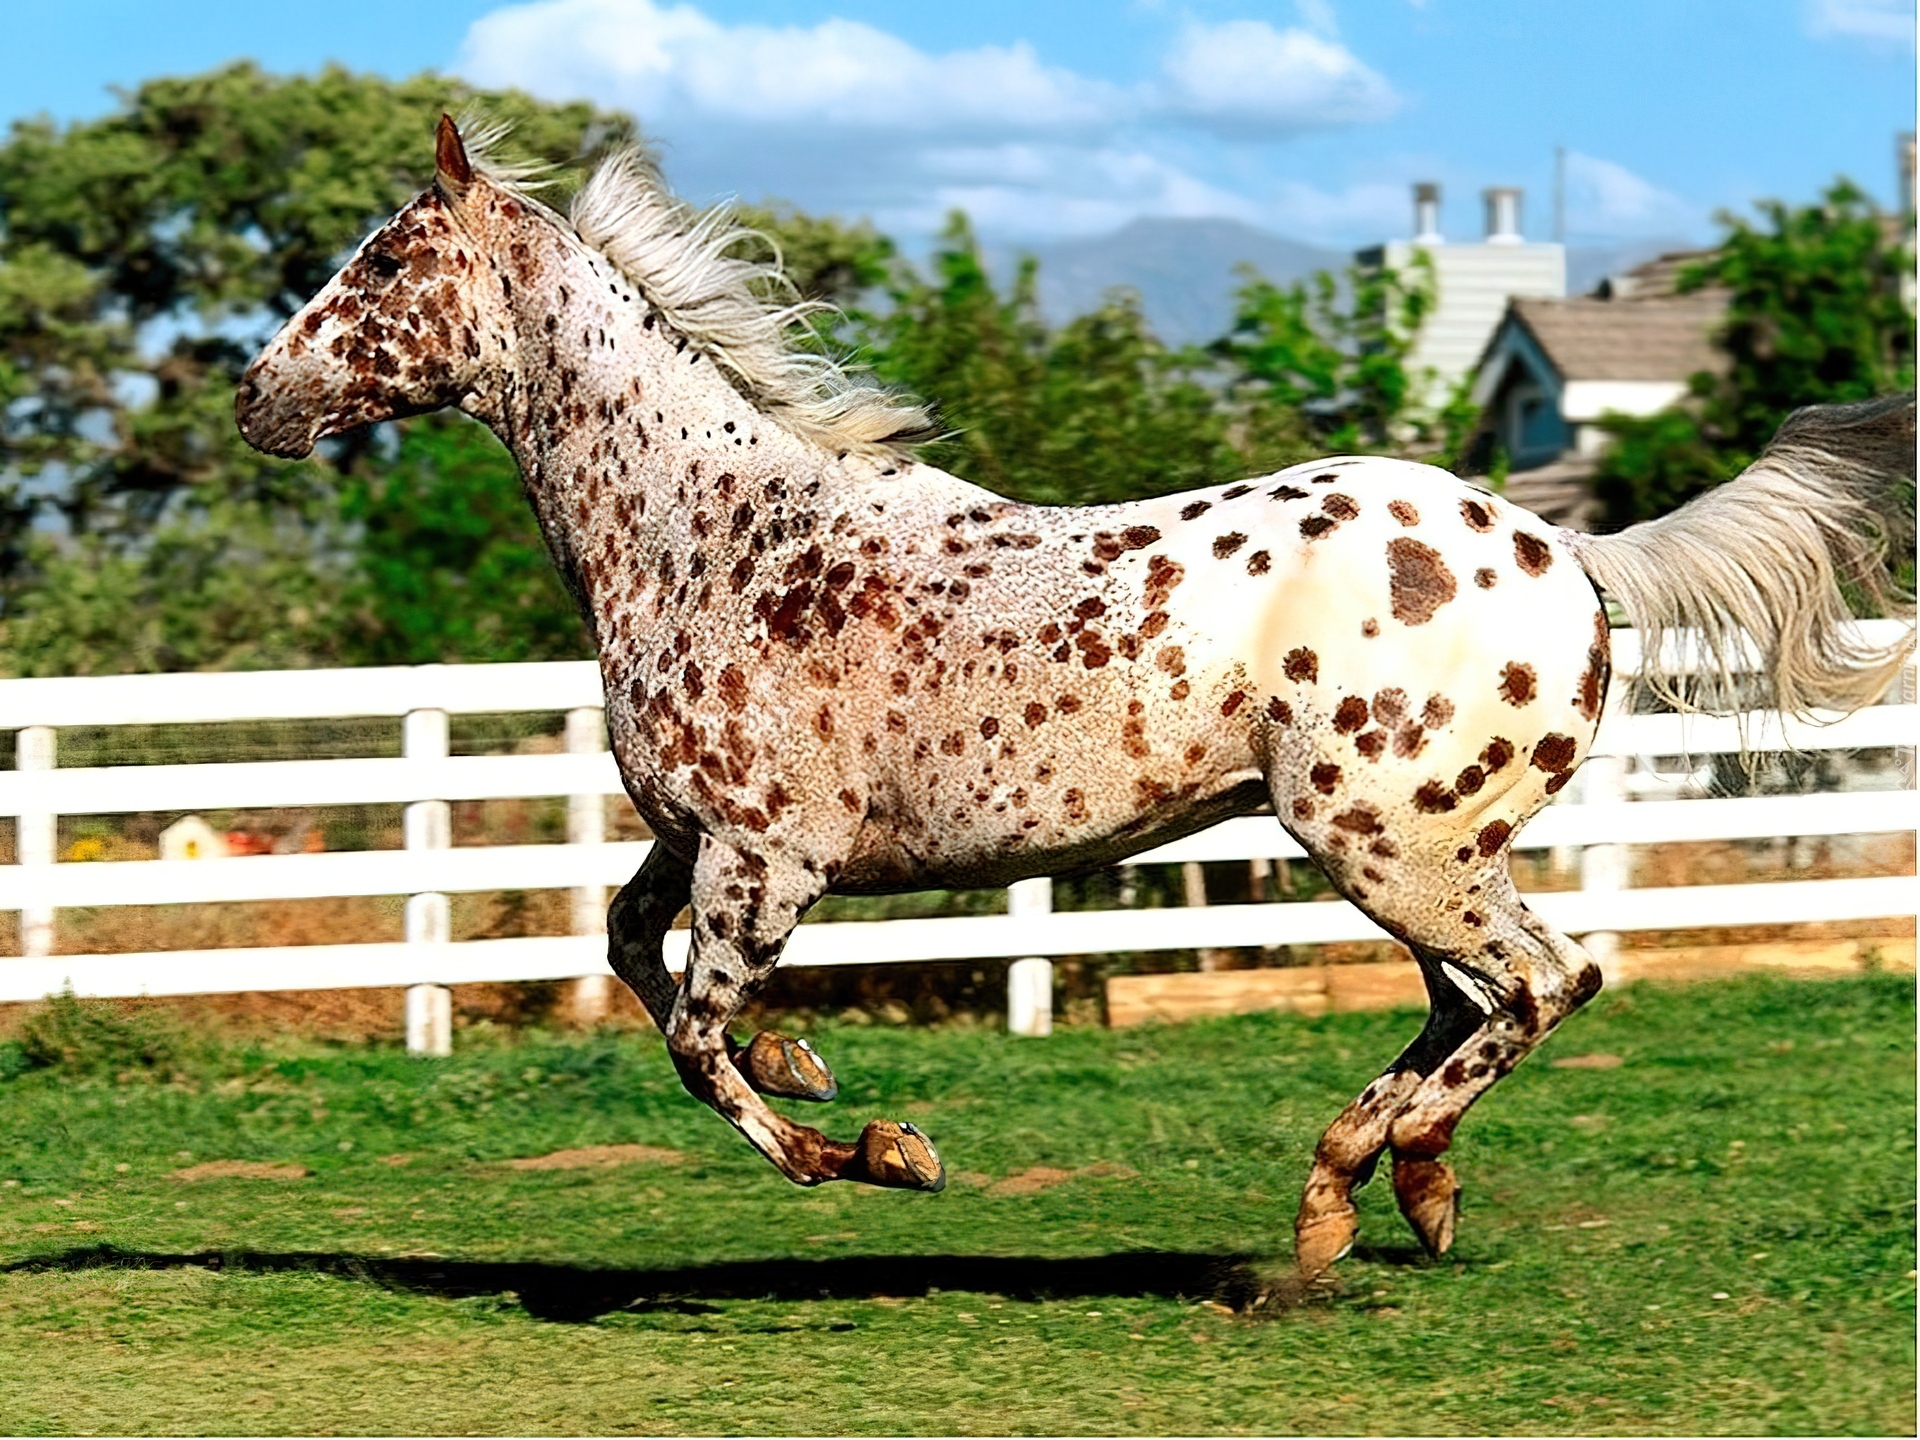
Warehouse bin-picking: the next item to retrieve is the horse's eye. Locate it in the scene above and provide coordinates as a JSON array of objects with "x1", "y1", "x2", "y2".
[{"x1": 365, "y1": 250, "x2": 403, "y2": 279}]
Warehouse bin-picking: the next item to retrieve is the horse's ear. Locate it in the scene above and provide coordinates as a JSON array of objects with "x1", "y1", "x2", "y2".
[{"x1": 435, "y1": 113, "x2": 474, "y2": 192}]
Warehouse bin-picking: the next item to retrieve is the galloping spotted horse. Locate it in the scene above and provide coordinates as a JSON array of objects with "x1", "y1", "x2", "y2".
[{"x1": 238, "y1": 118, "x2": 1914, "y2": 1288}]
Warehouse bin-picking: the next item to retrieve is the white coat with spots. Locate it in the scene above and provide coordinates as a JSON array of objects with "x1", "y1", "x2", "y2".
[{"x1": 236, "y1": 119, "x2": 1914, "y2": 1293}]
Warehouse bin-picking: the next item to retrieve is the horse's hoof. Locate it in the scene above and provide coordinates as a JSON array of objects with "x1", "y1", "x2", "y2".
[
  {"x1": 1293, "y1": 1203, "x2": 1357, "y2": 1279},
  {"x1": 735, "y1": 1031, "x2": 838, "y2": 1102},
  {"x1": 1392, "y1": 1155, "x2": 1459, "y2": 1257},
  {"x1": 855, "y1": 1119, "x2": 946, "y2": 1192}
]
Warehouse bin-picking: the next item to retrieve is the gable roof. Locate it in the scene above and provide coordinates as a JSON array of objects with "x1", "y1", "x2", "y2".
[{"x1": 1506, "y1": 290, "x2": 1729, "y2": 384}]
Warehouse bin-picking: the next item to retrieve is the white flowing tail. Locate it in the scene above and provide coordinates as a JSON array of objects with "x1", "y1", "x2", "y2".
[{"x1": 1566, "y1": 393, "x2": 1915, "y2": 719}]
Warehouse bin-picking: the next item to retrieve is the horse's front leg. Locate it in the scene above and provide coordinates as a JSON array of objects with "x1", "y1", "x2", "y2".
[
  {"x1": 664, "y1": 834, "x2": 945, "y2": 1191},
  {"x1": 608, "y1": 842, "x2": 838, "y2": 1102}
]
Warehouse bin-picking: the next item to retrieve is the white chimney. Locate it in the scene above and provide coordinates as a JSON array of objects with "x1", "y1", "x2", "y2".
[
  {"x1": 1483, "y1": 187, "x2": 1523, "y2": 244},
  {"x1": 1413, "y1": 182, "x2": 1443, "y2": 244}
]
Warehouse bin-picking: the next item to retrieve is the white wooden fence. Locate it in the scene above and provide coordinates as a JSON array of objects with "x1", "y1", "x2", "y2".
[{"x1": 0, "y1": 622, "x2": 1911, "y2": 1047}]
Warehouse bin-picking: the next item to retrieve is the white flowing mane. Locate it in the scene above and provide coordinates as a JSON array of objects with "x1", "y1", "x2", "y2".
[{"x1": 462, "y1": 124, "x2": 933, "y2": 456}]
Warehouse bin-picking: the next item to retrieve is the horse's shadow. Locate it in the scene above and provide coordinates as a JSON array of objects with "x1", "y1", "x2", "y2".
[{"x1": 8, "y1": 1245, "x2": 1268, "y2": 1322}]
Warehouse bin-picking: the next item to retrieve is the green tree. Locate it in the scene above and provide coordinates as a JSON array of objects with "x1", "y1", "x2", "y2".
[
  {"x1": 1594, "y1": 180, "x2": 1915, "y2": 530},
  {"x1": 0, "y1": 63, "x2": 632, "y2": 673},
  {"x1": 338, "y1": 414, "x2": 591, "y2": 665},
  {"x1": 1213, "y1": 251, "x2": 1441, "y2": 465},
  {"x1": 868, "y1": 214, "x2": 1243, "y2": 507}
]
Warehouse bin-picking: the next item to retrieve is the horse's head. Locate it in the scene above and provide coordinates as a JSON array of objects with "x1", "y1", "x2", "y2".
[{"x1": 237, "y1": 116, "x2": 509, "y2": 458}]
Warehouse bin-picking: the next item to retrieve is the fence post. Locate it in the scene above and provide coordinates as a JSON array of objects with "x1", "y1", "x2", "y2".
[
  {"x1": 402, "y1": 707, "x2": 452, "y2": 1056},
  {"x1": 1578, "y1": 751, "x2": 1628, "y2": 985},
  {"x1": 566, "y1": 705, "x2": 610, "y2": 1027},
  {"x1": 1006, "y1": 877, "x2": 1053, "y2": 1037},
  {"x1": 16, "y1": 726, "x2": 55, "y2": 959}
]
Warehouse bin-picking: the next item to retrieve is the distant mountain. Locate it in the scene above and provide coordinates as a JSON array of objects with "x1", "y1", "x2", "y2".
[
  {"x1": 991, "y1": 218, "x2": 1345, "y2": 346},
  {"x1": 981, "y1": 218, "x2": 1705, "y2": 346}
]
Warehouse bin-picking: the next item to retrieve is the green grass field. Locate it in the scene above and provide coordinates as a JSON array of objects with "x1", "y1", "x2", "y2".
[{"x1": 0, "y1": 974, "x2": 1912, "y2": 1435}]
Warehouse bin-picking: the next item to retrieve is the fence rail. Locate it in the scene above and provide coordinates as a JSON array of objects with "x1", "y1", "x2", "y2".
[{"x1": 1, "y1": 620, "x2": 1911, "y2": 1038}]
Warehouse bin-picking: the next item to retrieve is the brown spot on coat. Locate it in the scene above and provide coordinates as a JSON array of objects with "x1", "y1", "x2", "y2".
[
  {"x1": 1476, "y1": 819, "x2": 1512, "y2": 856},
  {"x1": 1361, "y1": 618, "x2": 1379, "y2": 638},
  {"x1": 1460, "y1": 498, "x2": 1495, "y2": 532},
  {"x1": 1291, "y1": 798, "x2": 1314, "y2": 821},
  {"x1": 1513, "y1": 531, "x2": 1553, "y2": 575},
  {"x1": 1413, "y1": 781, "x2": 1457, "y2": 813},
  {"x1": 1422, "y1": 694, "x2": 1455, "y2": 729},
  {"x1": 1474, "y1": 567, "x2": 1497, "y2": 590},
  {"x1": 1300, "y1": 514, "x2": 1336, "y2": 540},
  {"x1": 1393, "y1": 724, "x2": 1427, "y2": 759},
  {"x1": 1482, "y1": 737, "x2": 1514, "y2": 771},
  {"x1": 1371, "y1": 688, "x2": 1408, "y2": 726},
  {"x1": 1023, "y1": 701, "x2": 1047, "y2": 729},
  {"x1": 1144, "y1": 554, "x2": 1185, "y2": 608},
  {"x1": 1267, "y1": 697, "x2": 1293, "y2": 724},
  {"x1": 1322, "y1": 494, "x2": 1359, "y2": 521},
  {"x1": 1310, "y1": 761, "x2": 1341, "y2": 795},
  {"x1": 1283, "y1": 647, "x2": 1319, "y2": 683},
  {"x1": 1333, "y1": 695, "x2": 1370, "y2": 733},
  {"x1": 1332, "y1": 804, "x2": 1382, "y2": 835},
  {"x1": 717, "y1": 664, "x2": 749, "y2": 714},
  {"x1": 1388, "y1": 499, "x2": 1420, "y2": 526},
  {"x1": 1270, "y1": 484, "x2": 1309, "y2": 501},
  {"x1": 1532, "y1": 732, "x2": 1578, "y2": 773},
  {"x1": 1455, "y1": 764, "x2": 1486, "y2": 796},
  {"x1": 1498, "y1": 662, "x2": 1537, "y2": 706},
  {"x1": 1576, "y1": 612, "x2": 1612, "y2": 721},
  {"x1": 1180, "y1": 500, "x2": 1212, "y2": 521},
  {"x1": 1386, "y1": 537, "x2": 1457, "y2": 626},
  {"x1": 1355, "y1": 729, "x2": 1387, "y2": 760},
  {"x1": 1246, "y1": 549, "x2": 1271, "y2": 575},
  {"x1": 1212, "y1": 531, "x2": 1248, "y2": 558}
]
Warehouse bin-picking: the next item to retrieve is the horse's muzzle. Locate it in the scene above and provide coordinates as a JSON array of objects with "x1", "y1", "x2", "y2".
[{"x1": 233, "y1": 366, "x2": 319, "y2": 459}]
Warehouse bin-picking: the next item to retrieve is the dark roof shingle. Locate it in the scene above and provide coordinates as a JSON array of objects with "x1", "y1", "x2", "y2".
[{"x1": 1510, "y1": 290, "x2": 1729, "y2": 383}]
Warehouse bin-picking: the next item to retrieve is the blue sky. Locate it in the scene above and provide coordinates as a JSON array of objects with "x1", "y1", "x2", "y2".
[{"x1": 2, "y1": 0, "x2": 1913, "y2": 247}]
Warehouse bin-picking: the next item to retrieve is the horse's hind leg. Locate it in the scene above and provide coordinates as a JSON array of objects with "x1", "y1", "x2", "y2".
[
  {"x1": 608, "y1": 842, "x2": 838, "y2": 1103},
  {"x1": 660, "y1": 833, "x2": 945, "y2": 1192},
  {"x1": 1289, "y1": 849, "x2": 1602, "y2": 1280}
]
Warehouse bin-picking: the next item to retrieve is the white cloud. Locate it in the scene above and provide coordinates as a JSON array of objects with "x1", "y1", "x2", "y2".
[
  {"x1": 892, "y1": 144, "x2": 1267, "y2": 241},
  {"x1": 456, "y1": 0, "x2": 1405, "y2": 242},
  {"x1": 1159, "y1": 20, "x2": 1400, "y2": 137},
  {"x1": 1562, "y1": 152, "x2": 1705, "y2": 240},
  {"x1": 1805, "y1": 0, "x2": 1914, "y2": 44},
  {"x1": 1265, "y1": 178, "x2": 1412, "y2": 241},
  {"x1": 459, "y1": 0, "x2": 1119, "y2": 137}
]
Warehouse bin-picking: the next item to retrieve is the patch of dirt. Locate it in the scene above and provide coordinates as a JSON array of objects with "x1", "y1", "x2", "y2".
[
  {"x1": 983, "y1": 1161, "x2": 1138, "y2": 1196},
  {"x1": 1551, "y1": 1053, "x2": 1623, "y2": 1070},
  {"x1": 170, "y1": 1160, "x2": 311, "y2": 1181},
  {"x1": 500, "y1": 1144, "x2": 684, "y2": 1171},
  {"x1": 988, "y1": 1166, "x2": 1075, "y2": 1196}
]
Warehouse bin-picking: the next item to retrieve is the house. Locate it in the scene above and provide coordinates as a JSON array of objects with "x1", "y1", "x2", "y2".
[
  {"x1": 1356, "y1": 184, "x2": 1567, "y2": 410},
  {"x1": 1468, "y1": 251, "x2": 1729, "y2": 528}
]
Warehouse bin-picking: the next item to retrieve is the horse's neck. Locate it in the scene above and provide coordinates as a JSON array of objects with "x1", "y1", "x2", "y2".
[{"x1": 481, "y1": 224, "x2": 842, "y2": 638}]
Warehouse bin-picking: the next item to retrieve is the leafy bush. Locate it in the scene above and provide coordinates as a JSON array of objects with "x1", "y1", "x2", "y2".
[{"x1": 14, "y1": 992, "x2": 195, "y2": 1082}]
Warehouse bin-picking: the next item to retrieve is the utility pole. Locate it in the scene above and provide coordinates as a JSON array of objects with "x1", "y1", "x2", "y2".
[{"x1": 1553, "y1": 145, "x2": 1566, "y2": 244}]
